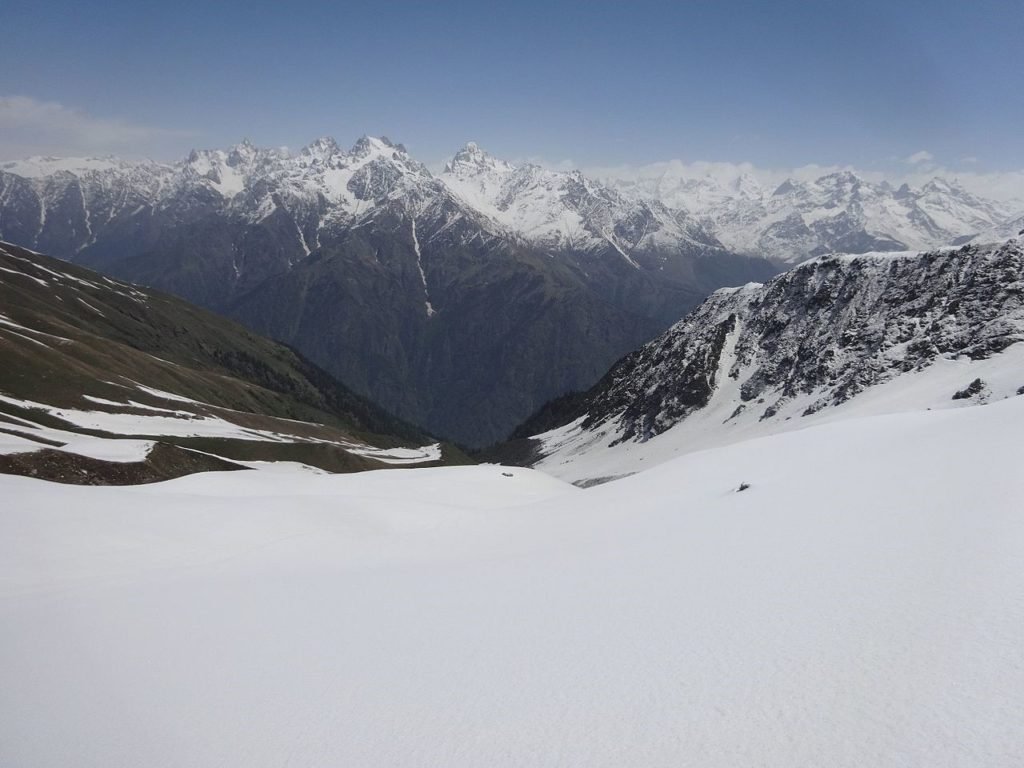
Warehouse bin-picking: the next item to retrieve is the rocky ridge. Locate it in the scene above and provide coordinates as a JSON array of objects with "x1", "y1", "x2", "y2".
[{"x1": 511, "y1": 236, "x2": 1024, "y2": 481}]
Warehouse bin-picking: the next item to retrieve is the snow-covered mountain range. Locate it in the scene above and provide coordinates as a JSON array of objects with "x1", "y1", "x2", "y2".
[
  {"x1": 0, "y1": 138, "x2": 779, "y2": 445},
  {"x1": 609, "y1": 166, "x2": 1022, "y2": 262},
  {"x1": 0, "y1": 137, "x2": 737, "y2": 268},
  {"x1": 3, "y1": 138, "x2": 1019, "y2": 271},
  {"x1": 514, "y1": 236, "x2": 1024, "y2": 484},
  {"x1": 1, "y1": 137, "x2": 1020, "y2": 444}
]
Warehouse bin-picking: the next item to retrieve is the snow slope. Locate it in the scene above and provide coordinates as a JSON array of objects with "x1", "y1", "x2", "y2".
[
  {"x1": 536, "y1": 335, "x2": 1024, "y2": 486},
  {"x1": 2, "y1": 397, "x2": 1023, "y2": 767}
]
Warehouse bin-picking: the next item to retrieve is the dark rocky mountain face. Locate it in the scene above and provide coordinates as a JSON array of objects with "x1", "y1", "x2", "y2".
[
  {"x1": 513, "y1": 238, "x2": 1024, "y2": 448},
  {"x1": 0, "y1": 139, "x2": 779, "y2": 446}
]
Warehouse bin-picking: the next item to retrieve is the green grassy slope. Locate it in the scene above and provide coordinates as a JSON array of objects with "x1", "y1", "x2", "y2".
[{"x1": 0, "y1": 241, "x2": 468, "y2": 482}]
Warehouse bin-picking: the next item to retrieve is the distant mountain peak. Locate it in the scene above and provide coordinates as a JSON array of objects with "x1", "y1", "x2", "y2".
[
  {"x1": 351, "y1": 135, "x2": 406, "y2": 158},
  {"x1": 226, "y1": 139, "x2": 264, "y2": 165},
  {"x1": 732, "y1": 172, "x2": 763, "y2": 197},
  {"x1": 920, "y1": 176, "x2": 964, "y2": 195},
  {"x1": 772, "y1": 179, "x2": 798, "y2": 196},
  {"x1": 0, "y1": 154, "x2": 151, "y2": 178},
  {"x1": 445, "y1": 141, "x2": 513, "y2": 175},
  {"x1": 301, "y1": 136, "x2": 342, "y2": 157},
  {"x1": 817, "y1": 169, "x2": 861, "y2": 187}
]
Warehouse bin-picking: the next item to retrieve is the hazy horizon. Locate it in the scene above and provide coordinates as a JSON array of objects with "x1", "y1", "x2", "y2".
[
  {"x1": 3, "y1": 0, "x2": 1022, "y2": 178},
  {"x1": 3, "y1": 121, "x2": 1023, "y2": 204}
]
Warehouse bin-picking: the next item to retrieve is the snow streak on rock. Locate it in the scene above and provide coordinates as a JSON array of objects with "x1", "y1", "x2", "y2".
[{"x1": 410, "y1": 216, "x2": 435, "y2": 318}]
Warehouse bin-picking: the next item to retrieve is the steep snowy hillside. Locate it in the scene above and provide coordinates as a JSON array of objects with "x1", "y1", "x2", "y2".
[
  {"x1": 3, "y1": 395, "x2": 1023, "y2": 766},
  {"x1": 0, "y1": 241, "x2": 450, "y2": 482},
  {"x1": 515, "y1": 237, "x2": 1024, "y2": 484},
  {"x1": 0, "y1": 139, "x2": 778, "y2": 445}
]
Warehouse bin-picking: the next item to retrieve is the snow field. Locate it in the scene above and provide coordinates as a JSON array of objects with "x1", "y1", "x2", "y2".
[{"x1": 2, "y1": 398, "x2": 1022, "y2": 766}]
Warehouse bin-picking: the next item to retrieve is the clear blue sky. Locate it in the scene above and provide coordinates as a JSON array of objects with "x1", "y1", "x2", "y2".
[{"x1": 2, "y1": 0, "x2": 1021, "y2": 170}]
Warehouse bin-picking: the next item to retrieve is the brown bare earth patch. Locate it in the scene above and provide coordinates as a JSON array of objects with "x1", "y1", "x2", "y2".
[{"x1": 0, "y1": 442, "x2": 245, "y2": 485}]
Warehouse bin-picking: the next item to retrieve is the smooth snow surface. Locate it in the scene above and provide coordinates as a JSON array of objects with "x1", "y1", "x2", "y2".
[{"x1": 2, "y1": 399, "x2": 1023, "y2": 766}]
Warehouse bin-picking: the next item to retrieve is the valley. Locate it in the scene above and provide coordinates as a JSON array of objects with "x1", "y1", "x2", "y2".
[{"x1": 2, "y1": 128, "x2": 1023, "y2": 767}]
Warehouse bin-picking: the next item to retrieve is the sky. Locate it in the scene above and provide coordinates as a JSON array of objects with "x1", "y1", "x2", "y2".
[{"x1": 2, "y1": 0, "x2": 1022, "y2": 180}]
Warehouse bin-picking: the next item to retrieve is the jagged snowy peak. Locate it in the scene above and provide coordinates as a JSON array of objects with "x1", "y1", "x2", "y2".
[
  {"x1": 3, "y1": 136, "x2": 440, "y2": 210},
  {"x1": 524, "y1": 237, "x2": 1024, "y2": 483},
  {"x1": 177, "y1": 139, "x2": 287, "y2": 198},
  {"x1": 440, "y1": 143, "x2": 723, "y2": 259},
  {"x1": 170, "y1": 135, "x2": 440, "y2": 216},
  {"x1": 0, "y1": 135, "x2": 492, "y2": 261},
  {"x1": 445, "y1": 141, "x2": 515, "y2": 176}
]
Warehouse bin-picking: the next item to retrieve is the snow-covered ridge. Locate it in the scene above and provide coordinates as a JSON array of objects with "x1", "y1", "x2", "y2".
[
  {"x1": 440, "y1": 142, "x2": 721, "y2": 257},
  {"x1": 608, "y1": 165, "x2": 1022, "y2": 262},
  {"x1": 530, "y1": 237, "x2": 1024, "y2": 483}
]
